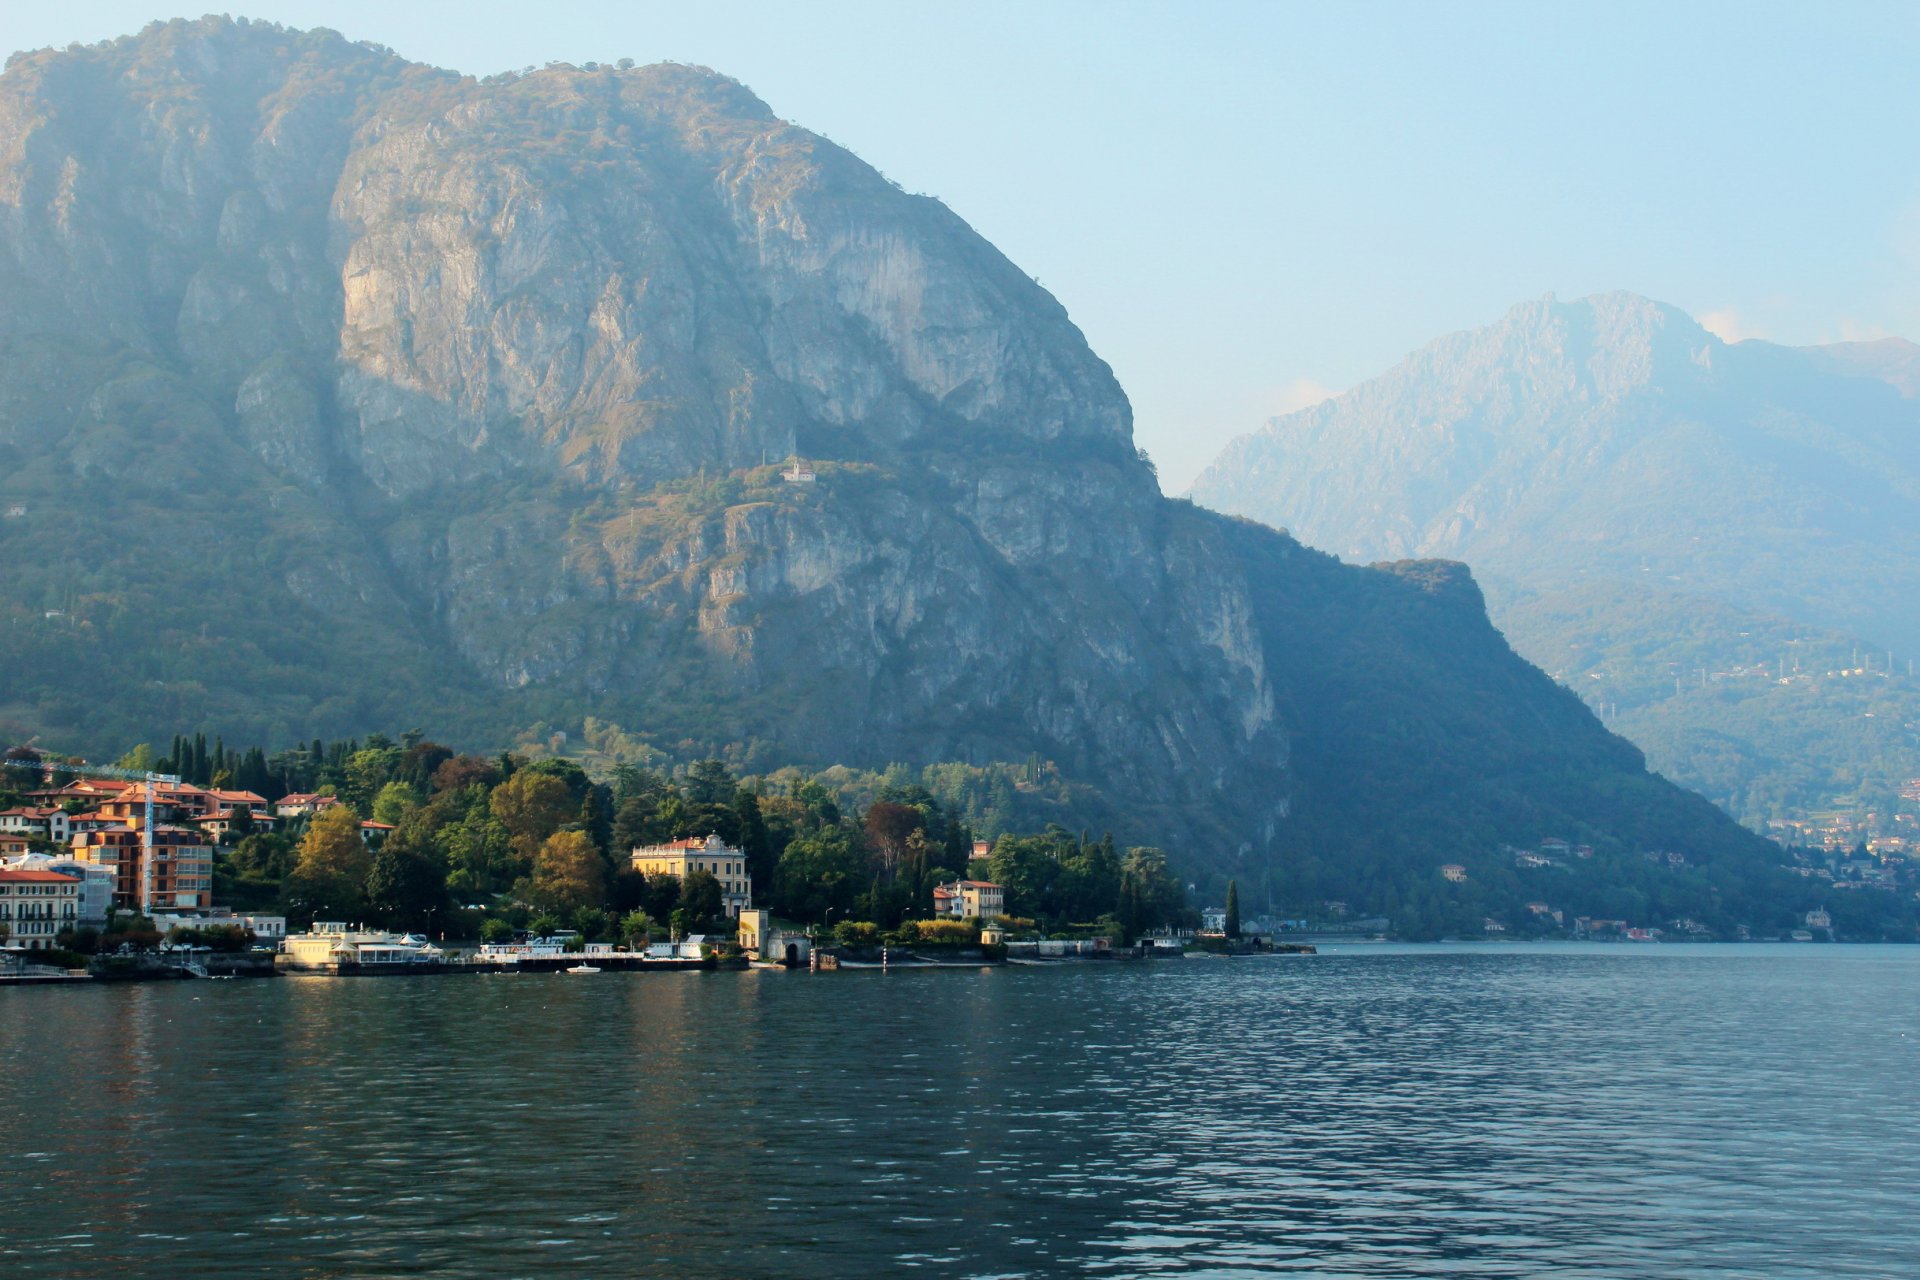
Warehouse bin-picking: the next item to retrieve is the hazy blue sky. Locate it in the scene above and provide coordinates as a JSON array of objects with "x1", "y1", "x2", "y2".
[{"x1": 7, "y1": 2, "x2": 1916, "y2": 488}]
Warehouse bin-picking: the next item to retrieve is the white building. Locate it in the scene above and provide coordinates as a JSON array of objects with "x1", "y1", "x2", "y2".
[
  {"x1": 0, "y1": 806, "x2": 72, "y2": 844},
  {"x1": 282, "y1": 922, "x2": 440, "y2": 970},
  {"x1": 0, "y1": 868, "x2": 81, "y2": 950},
  {"x1": 273, "y1": 793, "x2": 339, "y2": 818},
  {"x1": 2, "y1": 854, "x2": 113, "y2": 926},
  {"x1": 151, "y1": 909, "x2": 287, "y2": 941}
]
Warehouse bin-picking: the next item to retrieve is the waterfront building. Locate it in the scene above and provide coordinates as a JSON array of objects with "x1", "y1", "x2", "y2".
[
  {"x1": 0, "y1": 868, "x2": 81, "y2": 950},
  {"x1": 933, "y1": 878, "x2": 1006, "y2": 920},
  {"x1": 736, "y1": 909, "x2": 811, "y2": 965},
  {"x1": 282, "y1": 922, "x2": 440, "y2": 970},
  {"x1": 630, "y1": 834, "x2": 752, "y2": 918}
]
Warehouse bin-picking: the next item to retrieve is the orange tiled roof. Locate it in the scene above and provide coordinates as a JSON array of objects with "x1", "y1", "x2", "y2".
[{"x1": 0, "y1": 868, "x2": 79, "y2": 884}]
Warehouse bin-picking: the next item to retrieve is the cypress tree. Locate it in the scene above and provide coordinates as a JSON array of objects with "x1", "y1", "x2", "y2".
[{"x1": 1225, "y1": 879, "x2": 1241, "y2": 939}]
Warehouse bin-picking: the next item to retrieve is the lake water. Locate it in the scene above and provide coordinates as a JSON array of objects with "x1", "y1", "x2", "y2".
[{"x1": 3, "y1": 944, "x2": 1918, "y2": 1278}]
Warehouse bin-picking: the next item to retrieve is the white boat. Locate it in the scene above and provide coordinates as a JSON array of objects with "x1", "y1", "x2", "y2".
[{"x1": 566, "y1": 963, "x2": 602, "y2": 974}]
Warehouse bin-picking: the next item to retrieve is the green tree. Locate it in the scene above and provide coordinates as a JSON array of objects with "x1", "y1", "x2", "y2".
[
  {"x1": 680, "y1": 868, "x2": 723, "y2": 928},
  {"x1": 684, "y1": 758, "x2": 736, "y2": 806},
  {"x1": 613, "y1": 793, "x2": 670, "y2": 853},
  {"x1": 569, "y1": 906, "x2": 611, "y2": 942},
  {"x1": 372, "y1": 781, "x2": 424, "y2": 827},
  {"x1": 114, "y1": 744, "x2": 156, "y2": 772},
  {"x1": 771, "y1": 830, "x2": 864, "y2": 922},
  {"x1": 619, "y1": 909, "x2": 657, "y2": 948},
  {"x1": 490, "y1": 771, "x2": 575, "y2": 861},
  {"x1": 440, "y1": 792, "x2": 518, "y2": 898},
  {"x1": 223, "y1": 832, "x2": 295, "y2": 905},
  {"x1": 523, "y1": 756, "x2": 593, "y2": 806},
  {"x1": 988, "y1": 834, "x2": 1065, "y2": 919},
  {"x1": 1119, "y1": 846, "x2": 1183, "y2": 939},
  {"x1": 366, "y1": 831, "x2": 448, "y2": 932},
  {"x1": 733, "y1": 788, "x2": 777, "y2": 890},
  {"x1": 1225, "y1": 879, "x2": 1241, "y2": 939},
  {"x1": 340, "y1": 746, "x2": 403, "y2": 815}
]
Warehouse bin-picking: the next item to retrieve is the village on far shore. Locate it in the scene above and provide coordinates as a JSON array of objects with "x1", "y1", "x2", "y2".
[{"x1": 1, "y1": 758, "x2": 1316, "y2": 984}]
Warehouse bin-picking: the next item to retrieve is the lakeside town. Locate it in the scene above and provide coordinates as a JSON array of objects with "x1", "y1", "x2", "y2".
[
  {"x1": 6, "y1": 730, "x2": 1918, "y2": 981},
  {"x1": 0, "y1": 780, "x2": 1280, "y2": 981},
  {"x1": 0, "y1": 739, "x2": 1296, "y2": 983}
]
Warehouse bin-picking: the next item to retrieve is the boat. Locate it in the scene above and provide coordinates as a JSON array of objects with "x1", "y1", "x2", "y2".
[{"x1": 566, "y1": 963, "x2": 602, "y2": 974}]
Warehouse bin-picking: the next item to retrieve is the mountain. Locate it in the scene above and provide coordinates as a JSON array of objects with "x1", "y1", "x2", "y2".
[
  {"x1": 1191, "y1": 292, "x2": 1920, "y2": 830},
  {"x1": 0, "y1": 20, "x2": 1784, "y2": 922}
]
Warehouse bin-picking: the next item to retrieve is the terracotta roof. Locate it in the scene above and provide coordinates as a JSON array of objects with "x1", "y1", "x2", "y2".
[{"x1": 0, "y1": 869, "x2": 79, "y2": 884}]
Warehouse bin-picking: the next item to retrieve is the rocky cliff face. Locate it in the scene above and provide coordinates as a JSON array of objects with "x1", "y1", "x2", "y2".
[{"x1": 0, "y1": 20, "x2": 1766, "y2": 873}]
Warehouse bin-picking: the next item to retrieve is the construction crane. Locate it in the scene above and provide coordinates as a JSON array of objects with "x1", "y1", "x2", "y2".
[{"x1": 2, "y1": 750, "x2": 183, "y2": 915}]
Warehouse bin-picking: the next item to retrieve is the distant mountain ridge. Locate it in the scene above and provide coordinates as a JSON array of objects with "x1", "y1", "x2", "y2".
[
  {"x1": 1803, "y1": 337, "x2": 1920, "y2": 398},
  {"x1": 0, "y1": 21, "x2": 1780, "y2": 918},
  {"x1": 1192, "y1": 292, "x2": 1920, "y2": 826}
]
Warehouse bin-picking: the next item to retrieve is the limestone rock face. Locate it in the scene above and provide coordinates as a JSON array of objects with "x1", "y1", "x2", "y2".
[{"x1": 0, "y1": 20, "x2": 1766, "y2": 872}]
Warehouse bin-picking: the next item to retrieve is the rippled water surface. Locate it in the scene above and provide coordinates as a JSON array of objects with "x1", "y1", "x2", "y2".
[{"x1": 4, "y1": 944, "x2": 1919, "y2": 1277}]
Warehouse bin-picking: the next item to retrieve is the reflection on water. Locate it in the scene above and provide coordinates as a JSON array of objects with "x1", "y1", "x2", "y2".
[{"x1": 3, "y1": 945, "x2": 1918, "y2": 1277}]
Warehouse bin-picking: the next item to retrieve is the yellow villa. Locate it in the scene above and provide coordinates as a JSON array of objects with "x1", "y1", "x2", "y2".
[{"x1": 630, "y1": 834, "x2": 753, "y2": 919}]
